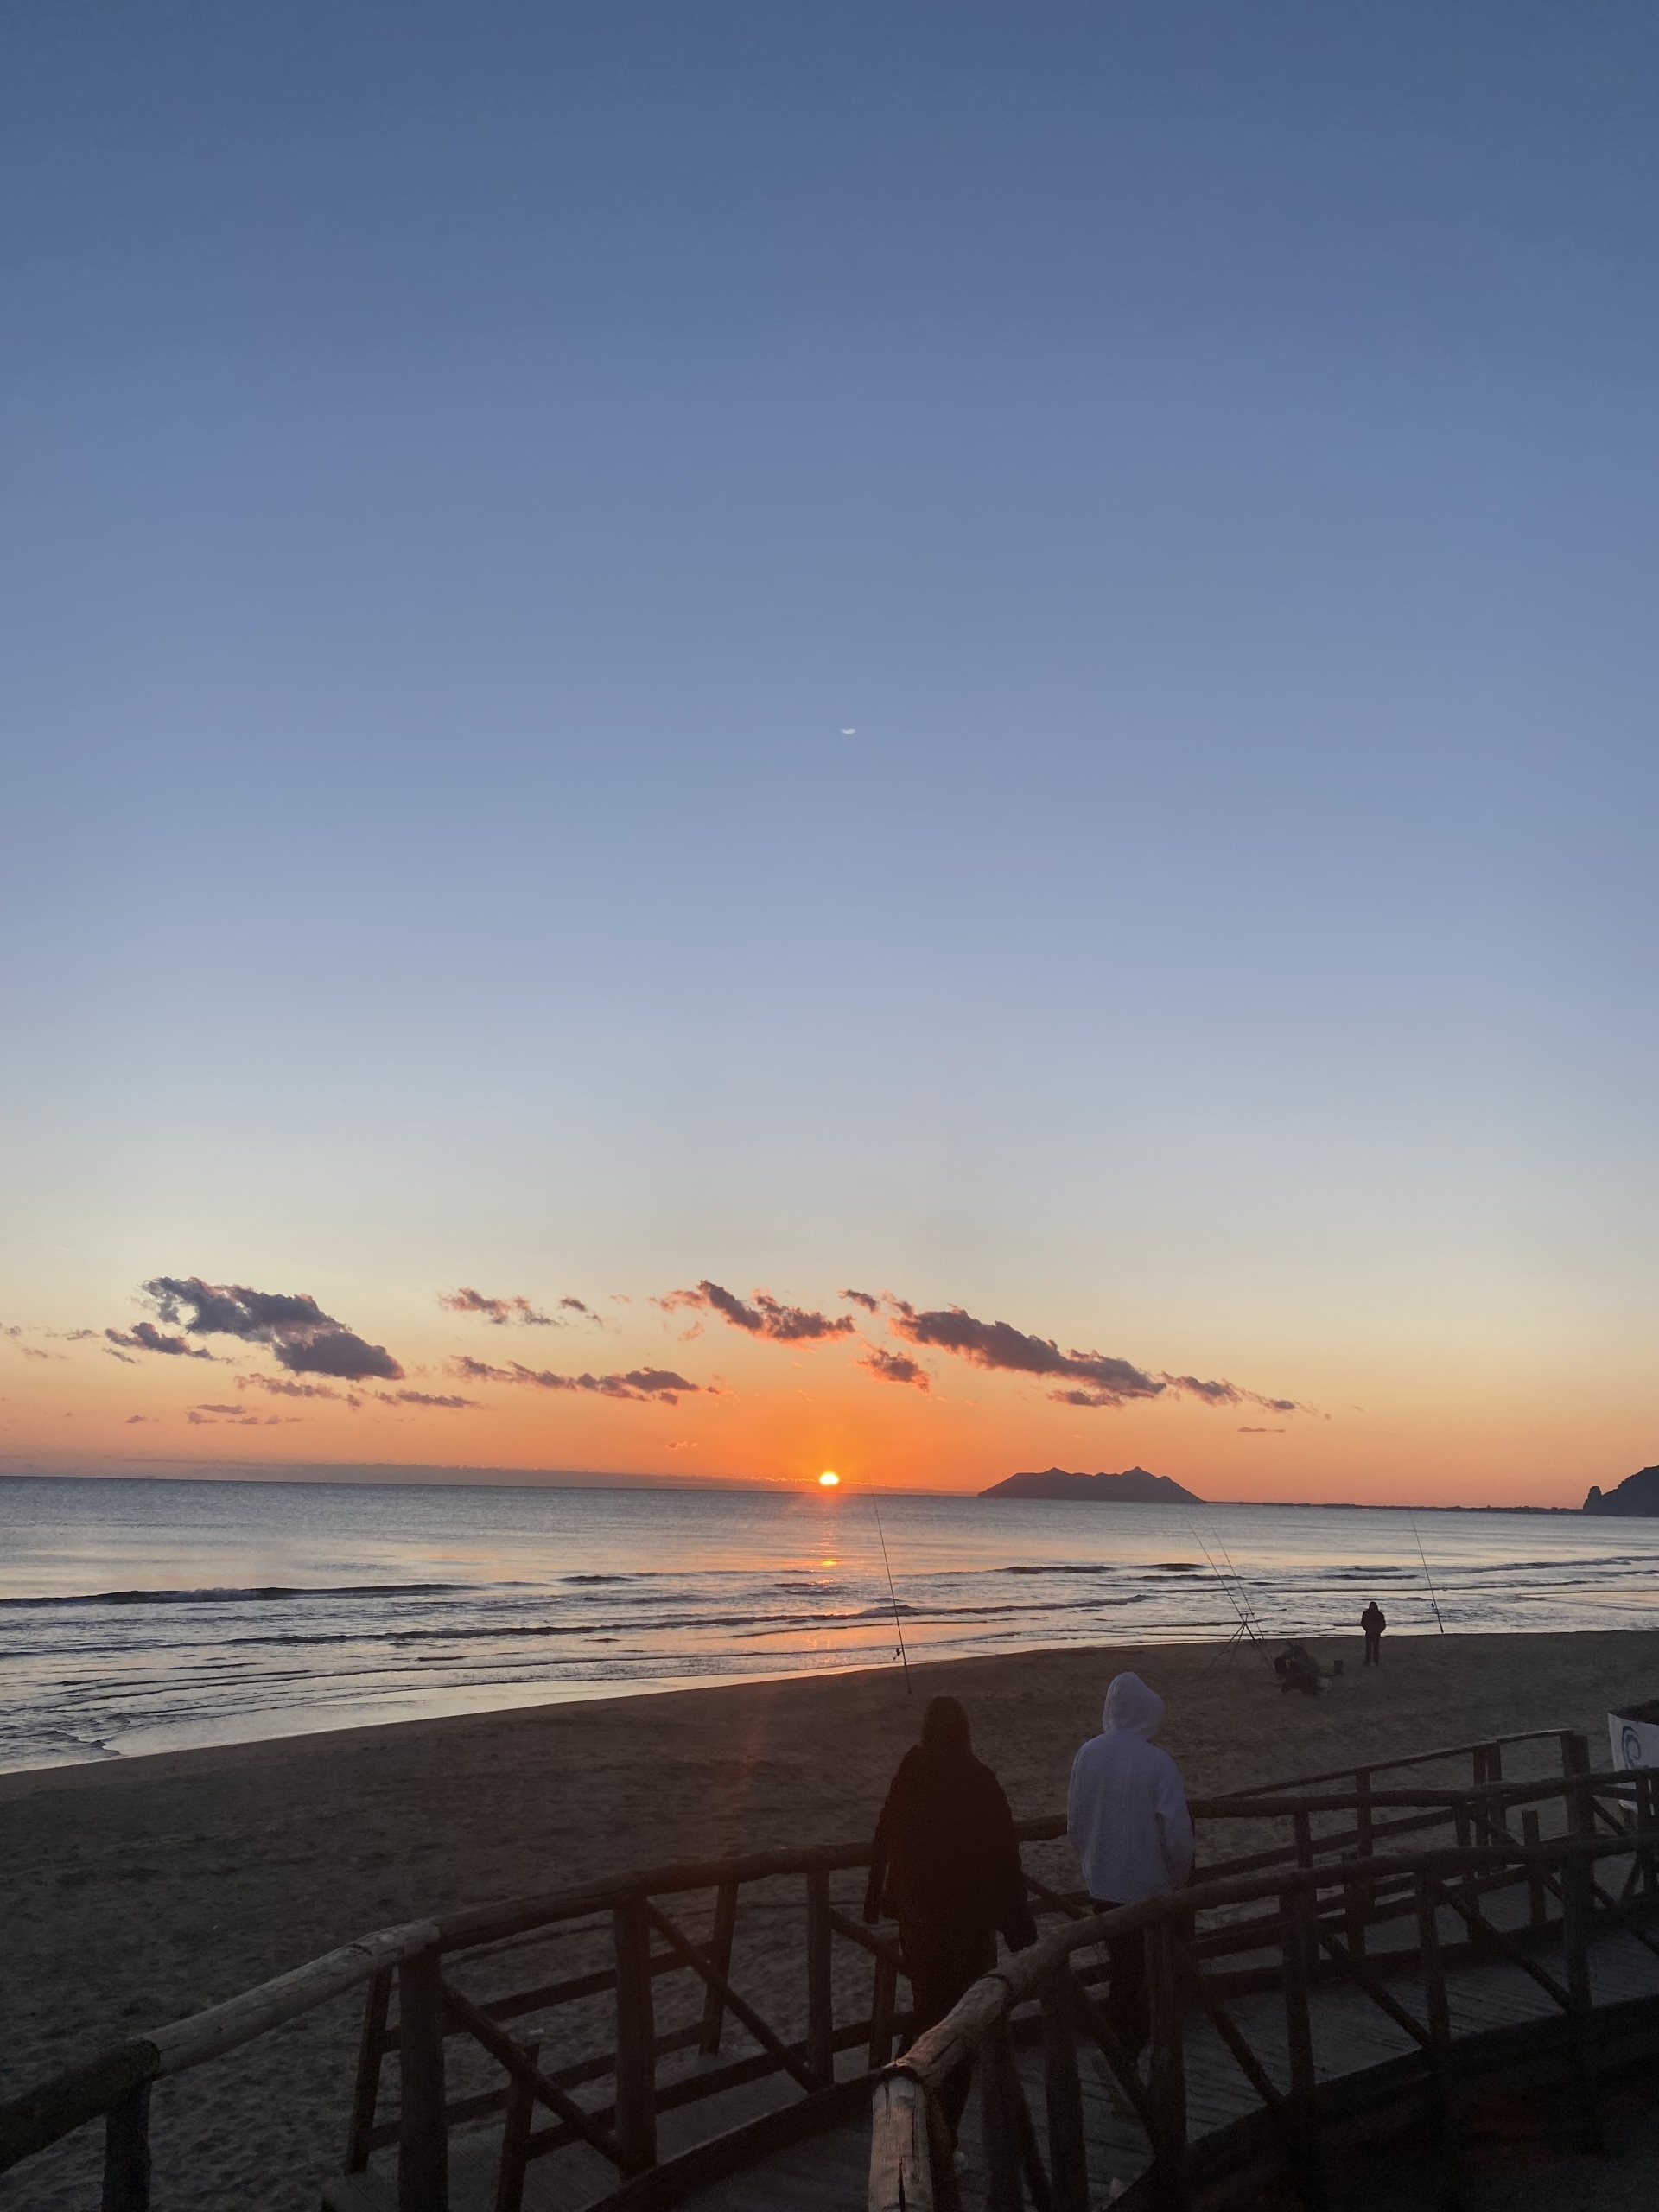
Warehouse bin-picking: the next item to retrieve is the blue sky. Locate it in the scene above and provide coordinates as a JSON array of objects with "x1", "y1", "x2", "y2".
[{"x1": 3, "y1": 3, "x2": 1656, "y2": 1497}]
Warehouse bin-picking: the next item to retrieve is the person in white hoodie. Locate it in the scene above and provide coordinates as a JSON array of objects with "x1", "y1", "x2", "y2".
[{"x1": 1066, "y1": 1672, "x2": 1195, "y2": 2057}]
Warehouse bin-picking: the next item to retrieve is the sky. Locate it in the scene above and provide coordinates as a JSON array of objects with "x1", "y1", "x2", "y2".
[{"x1": 3, "y1": 2, "x2": 1656, "y2": 1504}]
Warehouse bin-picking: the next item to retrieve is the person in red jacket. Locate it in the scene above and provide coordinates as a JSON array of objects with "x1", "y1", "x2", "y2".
[{"x1": 864, "y1": 1694, "x2": 1037, "y2": 2133}]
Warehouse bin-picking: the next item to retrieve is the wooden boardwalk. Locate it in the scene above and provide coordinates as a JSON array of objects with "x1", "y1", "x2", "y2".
[
  {"x1": 13, "y1": 1728, "x2": 1652, "y2": 2212},
  {"x1": 417, "y1": 1878, "x2": 1659, "y2": 2212}
]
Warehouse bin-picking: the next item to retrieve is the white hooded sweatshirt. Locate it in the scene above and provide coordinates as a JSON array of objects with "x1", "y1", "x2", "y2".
[{"x1": 1066, "y1": 1673, "x2": 1195, "y2": 1905}]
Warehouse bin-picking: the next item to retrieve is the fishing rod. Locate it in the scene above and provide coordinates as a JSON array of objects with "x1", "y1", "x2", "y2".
[
  {"x1": 1211, "y1": 1527, "x2": 1269, "y2": 1643},
  {"x1": 1187, "y1": 1512, "x2": 1272, "y2": 1666},
  {"x1": 1188, "y1": 1518, "x2": 1253, "y2": 1639},
  {"x1": 868, "y1": 1487, "x2": 912, "y2": 1693},
  {"x1": 1206, "y1": 1516, "x2": 1276, "y2": 1653},
  {"x1": 1409, "y1": 1510, "x2": 1447, "y2": 1635}
]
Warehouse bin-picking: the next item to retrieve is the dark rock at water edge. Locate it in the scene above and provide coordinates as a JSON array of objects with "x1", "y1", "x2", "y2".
[
  {"x1": 980, "y1": 1465, "x2": 1202, "y2": 1503},
  {"x1": 1583, "y1": 1465, "x2": 1659, "y2": 1516}
]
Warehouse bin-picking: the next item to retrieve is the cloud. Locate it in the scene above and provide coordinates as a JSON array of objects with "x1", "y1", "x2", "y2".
[
  {"x1": 447, "y1": 1355, "x2": 697, "y2": 1405},
  {"x1": 142, "y1": 1277, "x2": 404, "y2": 1381},
  {"x1": 105, "y1": 1323, "x2": 215, "y2": 1361},
  {"x1": 857, "y1": 1346, "x2": 931, "y2": 1391},
  {"x1": 438, "y1": 1287, "x2": 559, "y2": 1327},
  {"x1": 124, "y1": 1414, "x2": 149, "y2": 1425},
  {"x1": 887, "y1": 1302, "x2": 1166, "y2": 1406},
  {"x1": 104, "y1": 1346, "x2": 137, "y2": 1365},
  {"x1": 238, "y1": 1375, "x2": 344, "y2": 1401},
  {"x1": 886, "y1": 1299, "x2": 1300, "y2": 1414},
  {"x1": 839, "y1": 1287, "x2": 882, "y2": 1313},
  {"x1": 187, "y1": 1407, "x2": 301, "y2": 1427},
  {"x1": 21, "y1": 1345, "x2": 58, "y2": 1360},
  {"x1": 661, "y1": 1281, "x2": 856, "y2": 1344},
  {"x1": 1159, "y1": 1374, "x2": 1305, "y2": 1414},
  {"x1": 57, "y1": 1329, "x2": 99, "y2": 1342},
  {"x1": 1238, "y1": 1426, "x2": 1285, "y2": 1434},
  {"x1": 376, "y1": 1389, "x2": 479, "y2": 1410}
]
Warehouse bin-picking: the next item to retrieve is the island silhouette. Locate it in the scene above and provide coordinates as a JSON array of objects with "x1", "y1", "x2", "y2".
[
  {"x1": 1583, "y1": 1465, "x2": 1659, "y2": 1516},
  {"x1": 979, "y1": 1465, "x2": 1201, "y2": 1503}
]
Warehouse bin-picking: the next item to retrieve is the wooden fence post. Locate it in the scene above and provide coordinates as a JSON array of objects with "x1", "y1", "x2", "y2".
[
  {"x1": 1279, "y1": 1882, "x2": 1325, "y2": 2211},
  {"x1": 1413, "y1": 1869, "x2": 1459, "y2": 2202},
  {"x1": 613, "y1": 1897, "x2": 658, "y2": 2171},
  {"x1": 397, "y1": 1942, "x2": 448, "y2": 2212},
  {"x1": 344, "y1": 1967, "x2": 391, "y2": 2173},
  {"x1": 1561, "y1": 1740, "x2": 1603, "y2": 2153},
  {"x1": 1484, "y1": 1742, "x2": 1507, "y2": 1834},
  {"x1": 698, "y1": 1879, "x2": 740, "y2": 2054},
  {"x1": 1041, "y1": 1967, "x2": 1089, "y2": 2212},
  {"x1": 805, "y1": 1867, "x2": 836, "y2": 2087},
  {"x1": 1522, "y1": 1810, "x2": 1547, "y2": 1929},
  {"x1": 102, "y1": 2081, "x2": 151, "y2": 2212},
  {"x1": 1641, "y1": 1773, "x2": 1659, "y2": 1896},
  {"x1": 1351, "y1": 1772, "x2": 1373, "y2": 1959},
  {"x1": 978, "y1": 2013, "x2": 1025, "y2": 2212},
  {"x1": 868, "y1": 1951, "x2": 899, "y2": 2069},
  {"x1": 493, "y1": 2031, "x2": 541, "y2": 2212},
  {"x1": 1414, "y1": 1872, "x2": 1451, "y2": 2054},
  {"x1": 1452, "y1": 1800, "x2": 1481, "y2": 1933},
  {"x1": 1147, "y1": 1917, "x2": 1188, "y2": 2211}
]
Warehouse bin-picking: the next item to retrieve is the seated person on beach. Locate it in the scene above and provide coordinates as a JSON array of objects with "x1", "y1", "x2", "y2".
[
  {"x1": 863, "y1": 1694, "x2": 1037, "y2": 2135},
  {"x1": 1066, "y1": 1672, "x2": 1194, "y2": 2065},
  {"x1": 1274, "y1": 1642, "x2": 1321, "y2": 1694}
]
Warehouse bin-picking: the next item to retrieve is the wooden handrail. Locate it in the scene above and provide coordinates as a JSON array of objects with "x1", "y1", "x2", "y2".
[
  {"x1": 0, "y1": 1922, "x2": 440, "y2": 2172},
  {"x1": 872, "y1": 1813, "x2": 1656, "y2": 2212},
  {"x1": 0, "y1": 1730, "x2": 1635, "y2": 2196},
  {"x1": 1225, "y1": 1725, "x2": 1577, "y2": 1801}
]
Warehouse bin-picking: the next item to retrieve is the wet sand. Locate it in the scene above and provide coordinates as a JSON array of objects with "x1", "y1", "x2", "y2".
[{"x1": 5, "y1": 1627, "x2": 1658, "y2": 2209}]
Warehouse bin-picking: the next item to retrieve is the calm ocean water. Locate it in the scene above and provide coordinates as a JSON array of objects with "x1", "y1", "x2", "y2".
[{"x1": 3, "y1": 1475, "x2": 1656, "y2": 1773}]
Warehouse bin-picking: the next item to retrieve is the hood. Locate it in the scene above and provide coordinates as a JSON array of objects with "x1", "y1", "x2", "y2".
[{"x1": 1102, "y1": 1671, "x2": 1164, "y2": 1739}]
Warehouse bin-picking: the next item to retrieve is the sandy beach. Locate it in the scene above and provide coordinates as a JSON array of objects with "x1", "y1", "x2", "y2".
[{"x1": 6, "y1": 1627, "x2": 1659, "y2": 2209}]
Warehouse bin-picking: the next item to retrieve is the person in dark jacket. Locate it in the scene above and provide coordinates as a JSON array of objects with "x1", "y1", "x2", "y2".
[
  {"x1": 1274, "y1": 1642, "x2": 1321, "y2": 1694},
  {"x1": 1360, "y1": 1601, "x2": 1386, "y2": 1667},
  {"x1": 863, "y1": 1695, "x2": 1037, "y2": 2133}
]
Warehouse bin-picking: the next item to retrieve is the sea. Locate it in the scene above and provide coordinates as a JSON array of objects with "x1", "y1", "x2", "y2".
[{"x1": 3, "y1": 1474, "x2": 1657, "y2": 1775}]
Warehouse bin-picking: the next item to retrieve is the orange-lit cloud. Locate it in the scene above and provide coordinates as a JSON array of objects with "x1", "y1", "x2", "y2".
[
  {"x1": 886, "y1": 1298, "x2": 1300, "y2": 1414},
  {"x1": 105, "y1": 1322, "x2": 214, "y2": 1361},
  {"x1": 439, "y1": 1287, "x2": 559, "y2": 1326},
  {"x1": 448, "y1": 1355, "x2": 698, "y2": 1405},
  {"x1": 658, "y1": 1281, "x2": 856, "y2": 1344},
  {"x1": 857, "y1": 1346, "x2": 931, "y2": 1391}
]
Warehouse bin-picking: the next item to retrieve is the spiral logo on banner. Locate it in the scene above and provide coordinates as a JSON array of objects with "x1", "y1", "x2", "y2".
[{"x1": 1622, "y1": 1724, "x2": 1644, "y2": 1770}]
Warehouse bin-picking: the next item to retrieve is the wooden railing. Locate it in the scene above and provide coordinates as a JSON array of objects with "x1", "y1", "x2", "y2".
[
  {"x1": 0, "y1": 1723, "x2": 1617, "y2": 2211},
  {"x1": 871, "y1": 1736, "x2": 1659, "y2": 2212}
]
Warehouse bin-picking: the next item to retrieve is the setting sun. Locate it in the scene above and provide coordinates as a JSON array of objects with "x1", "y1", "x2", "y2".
[{"x1": 817, "y1": 1471, "x2": 840, "y2": 1487}]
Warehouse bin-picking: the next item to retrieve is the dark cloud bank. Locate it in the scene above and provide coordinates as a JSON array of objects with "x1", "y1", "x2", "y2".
[
  {"x1": 662, "y1": 1281, "x2": 855, "y2": 1344},
  {"x1": 105, "y1": 1321, "x2": 214, "y2": 1361},
  {"x1": 886, "y1": 1299, "x2": 1300, "y2": 1414},
  {"x1": 448, "y1": 1357, "x2": 696, "y2": 1406},
  {"x1": 140, "y1": 1277, "x2": 404, "y2": 1382}
]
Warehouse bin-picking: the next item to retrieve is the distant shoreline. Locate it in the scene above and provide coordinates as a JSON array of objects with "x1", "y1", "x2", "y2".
[{"x1": 0, "y1": 1467, "x2": 1589, "y2": 1510}]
